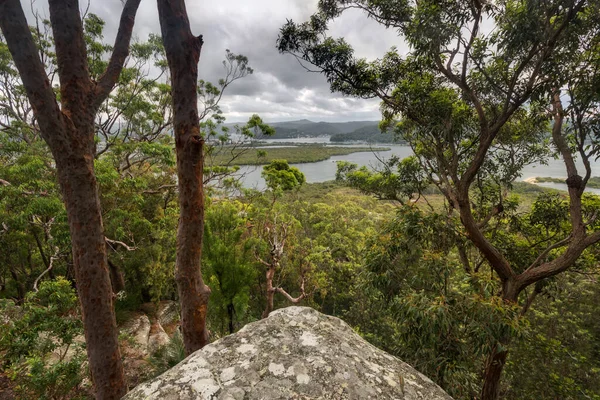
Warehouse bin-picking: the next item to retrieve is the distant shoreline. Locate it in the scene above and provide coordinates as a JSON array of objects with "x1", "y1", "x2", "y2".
[{"x1": 524, "y1": 176, "x2": 600, "y2": 193}]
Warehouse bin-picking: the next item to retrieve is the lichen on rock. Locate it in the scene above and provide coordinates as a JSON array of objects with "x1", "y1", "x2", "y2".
[{"x1": 123, "y1": 306, "x2": 453, "y2": 400}]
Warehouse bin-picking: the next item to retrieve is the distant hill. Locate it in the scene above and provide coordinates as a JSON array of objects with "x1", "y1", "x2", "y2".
[
  {"x1": 264, "y1": 120, "x2": 370, "y2": 138},
  {"x1": 330, "y1": 124, "x2": 406, "y2": 144},
  {"x1": 255, "y1": 120, "x2": 382, "y2": 139},
  {"x1": 219, "y1": 119, "x2": 402, "y2": 143}
]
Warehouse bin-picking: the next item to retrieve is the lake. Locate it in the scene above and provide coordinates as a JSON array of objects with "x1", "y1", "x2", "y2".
[{"x1": 236, "y1": 138, "x2": 600, "y2": 194}]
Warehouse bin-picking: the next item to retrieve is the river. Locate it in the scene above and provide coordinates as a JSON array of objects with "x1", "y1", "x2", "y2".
[{"x1": 236, "y1": 138, "x2": 600, "y2": 194}]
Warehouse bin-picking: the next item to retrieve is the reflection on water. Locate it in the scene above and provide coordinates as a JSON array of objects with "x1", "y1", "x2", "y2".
[{"x1": 236, "y1": 138, "x2": 600, "y2": 193}]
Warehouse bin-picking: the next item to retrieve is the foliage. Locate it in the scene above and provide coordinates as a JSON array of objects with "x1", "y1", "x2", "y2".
[
  {"x1": 148, "y1": 330, "x2": 186, "y2": 378},
  {"x1": 262, "y1": 159, "x2": 306, "y2": 192},
  {"x1": 203, "y1": 200, "x2": 258, "y2": 336},
  {"x1": 506, "y1": 273, "x2": 600, "y2": 399},
  {"x1": 348, "y1": 206, "x2": 525, "y2": 398},
  {"x1": 335, "y1": 155, "x2": 431, "y2": 204},
  {"x1": 0, "y1": 278, "x2": 87, "y2": 400}
]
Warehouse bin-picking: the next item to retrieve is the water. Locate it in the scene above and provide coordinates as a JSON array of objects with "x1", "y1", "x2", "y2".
[{"x1": 236, "y1": 138, "x2": 600, "y2": 194}]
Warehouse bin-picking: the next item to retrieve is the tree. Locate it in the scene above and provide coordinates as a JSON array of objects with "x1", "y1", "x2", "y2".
[
  {"x1": 262, "y1": 159, "x2": 306, "y2": 193},
  {"x1": 253, "y1": 160, "x2": 307, "y2": 318},
  {"x1": 0, "y1": 14, "x2": 181, "y2": 308},
  {"x1": 278, "y1": 1, "x2": 600, "y2": 398},
  {"x1": 202, "y1": 200, "x2": 257, "y2": 335},
  {"x1": 157, "y1": 0, "x2": 212, "y2": 355},
  {"x1": 335, "y1": 156, "x2": 430, "y2": 205},
  {"x1": 0, "y1": 0, "x2": 141, "y2": 397},
  {"x1": 356, "y1": 205, "x2": 524, "y2": 398}
]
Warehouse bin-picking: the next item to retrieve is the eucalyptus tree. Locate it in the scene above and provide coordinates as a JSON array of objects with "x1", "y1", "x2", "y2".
[
  {"x1": 156, "y1": 0, "x2": 218, "y2": 355},
  {"x1": 157, "y1": 0, "x2": 276, "y2": 354},
  {"x1": 1, "y1": 0, "x2": 264, "y2": 364},
  {"x1": 0, "y1": 14, "x2": 176, "y2": 305},
  {"x1": 278, "y1": 1, "x2": 600, "y2": 398},
  {"x1": 0, "y1": 0, "x2": 142, "y2": 397}
]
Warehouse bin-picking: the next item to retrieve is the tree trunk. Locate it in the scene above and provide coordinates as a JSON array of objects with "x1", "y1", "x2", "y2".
[
  {"x1": 262, "y1": 266, "x2": 276, "y2": 318},
  {"x1": 481, "y1": 284, "x2": 519, "y2": 400},
  {"x1": 481, "y1": 344, "x2": 509, "y2": 400},
  {"x1": 0, "y1": 0, "x2": 141, "y2": 397},
  {"x1": 227, "y1": 302, "x2": 235, "y2": 334},
  {"x1": 157, "y1": 0, "x2": 211, "y2": 355},
  {"x1": 108, "y1": 259, "x2": 126, "y2": 294},
  {"x1": 55, "y1": 127, "x2": 127, "y2": 399},
  {"x1": 9, "y1": 266, "x2": 25, "y2": 304}
]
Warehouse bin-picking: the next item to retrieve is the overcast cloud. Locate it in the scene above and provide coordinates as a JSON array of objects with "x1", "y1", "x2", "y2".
[{"x1": 25, "y1": 0, "x2": 405, "y2": 122}]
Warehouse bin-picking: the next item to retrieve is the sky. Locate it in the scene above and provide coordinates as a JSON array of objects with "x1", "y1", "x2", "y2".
[{"x1": 25, "y1": 0, "x2": 405, "y2": 123}]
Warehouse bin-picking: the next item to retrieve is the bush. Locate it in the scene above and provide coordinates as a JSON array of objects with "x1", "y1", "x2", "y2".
[
  {"x1": 148, "y1": 330, "x2": 186, "y2": 377},
  {"x1": 0, "y1": 278, "x2": 88, "y2": 400}
]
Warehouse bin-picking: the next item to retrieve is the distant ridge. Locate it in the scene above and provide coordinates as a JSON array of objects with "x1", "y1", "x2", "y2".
[{"x1": 219, "y1": 119, "x2": 402, "y2": 143}]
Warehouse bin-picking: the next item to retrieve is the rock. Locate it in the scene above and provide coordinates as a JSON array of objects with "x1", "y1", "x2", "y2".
[
  {"x1": 124, "y1": 306, "x2": 453, "y2": 400},
  {"x1": 157, "y1": 300, "x2": 180, "y2": 327},
  {"x1": 48, "y1": 334, "x2": 85, "y2": 364},
  {"x1": 0, "y1": 299, "x2": 21, "y2": 325},
  {"x1": 148, "y1": 322, "x2": 171, "y2": 354},
  {"x1": 121, "y1": 313, "x2": 151, "y2": 355}
]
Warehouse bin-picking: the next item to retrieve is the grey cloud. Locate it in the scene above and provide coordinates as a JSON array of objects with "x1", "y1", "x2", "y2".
[{"x1": 25, "y1": 0, "x2": 402, "y2": 122}]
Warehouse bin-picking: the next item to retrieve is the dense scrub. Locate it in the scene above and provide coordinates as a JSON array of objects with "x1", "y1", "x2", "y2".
[{"x1": 3, "y1": 166, "x2": 600, "y2": 398}]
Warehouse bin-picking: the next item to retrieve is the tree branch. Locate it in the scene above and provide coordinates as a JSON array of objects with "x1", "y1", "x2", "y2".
[
  {"x1": 93, "y1": 0, "x2": 142, "y2": 108},
  {"x1": 524, "y1": 235, "x2": 572, "y2": 273},
  {"x1": 105, "y1": 237, "x2": 136, "y2": 252},
  {"x1": 48, "y1": 0, "x2": 93, "y2": 110},
  {"x1": 517, "y1": 230, "x2": 600, "y2": 290},
  {"x1": 0, "y1": 0, "x2": 64, "y2": 144},
  {"x1": 275, "y1": 286, "x2": 306, "y2": 304},
  {"x1": 142, "y1": 184, "x2": 177, "y2": 194},
  {"x1": 33, "y1": 247, "x2": 60, "y2": 292}
]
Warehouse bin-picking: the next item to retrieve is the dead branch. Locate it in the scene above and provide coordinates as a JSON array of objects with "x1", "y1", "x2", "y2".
[
  {"x1": 105, "y1": 237, "x2": 137, "y2": 251},
  {"x1": 33, "y1": 246, "x2": 59, "y2": 292},
  {"x1": 275, "y1": 276, "x2": 306, "y2": 304}
]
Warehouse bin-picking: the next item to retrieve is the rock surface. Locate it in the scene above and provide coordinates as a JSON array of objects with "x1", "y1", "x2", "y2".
[
  {"x1": 121, "y1": 313, "x2": 152, "y2": 355},
  {"x1": 124, "y1": 306, "x2": 453, "y2": 400},
  {"x1": 157, "y1": 300, "x2": 180, "y2": 327},
  {"x1": 148, "y1": 322, "x2": 171, "y2": 354}
]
